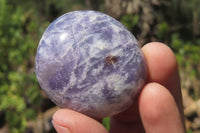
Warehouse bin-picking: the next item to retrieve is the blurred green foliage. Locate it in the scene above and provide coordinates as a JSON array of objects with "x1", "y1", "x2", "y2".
[
  {"x1": 0, "y1": 0, "x2": 42, "y2": 132},
  {"x1": 171, "y1": 33, "x2": 200, "y2": 71},
  {"x1": 102, "y1": 117, "x2": 110, "y2": 131},
  {"x1": 120, "y1": 14, "x2": 139, "y2": 30},
  {"x1": 157, "y1": 22, "x2": 170, "y2": 40},
  {"x1": 0, "y1": 0, "x2": 200, "y2": 132}
]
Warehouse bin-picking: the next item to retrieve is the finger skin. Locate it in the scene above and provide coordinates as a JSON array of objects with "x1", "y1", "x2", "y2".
[
  {"x1": 142, "y1": 42, "x2": 185, "y2": 128},
  {"x1": 139, "y1": 82, "x2": 185, "y2": 133},
  {"x1": 52, "y1": 109, "x2": 108, "y2": 133},
  {"x1": 139, "y1": 83, "x2": 185, "y2": 133},
  {"x1": 142, "y1": 42, "x2": 182, "y2": 108}
]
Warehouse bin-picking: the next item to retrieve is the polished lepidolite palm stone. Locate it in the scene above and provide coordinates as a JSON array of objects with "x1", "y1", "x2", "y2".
[{"x1": 35, "y1": 10, "x2": 147, "y2": 119}]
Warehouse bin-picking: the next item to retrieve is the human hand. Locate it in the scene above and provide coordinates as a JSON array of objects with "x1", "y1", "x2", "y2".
[{"x1": 52, "y1": 42, "x2": 186, "y2": 133}]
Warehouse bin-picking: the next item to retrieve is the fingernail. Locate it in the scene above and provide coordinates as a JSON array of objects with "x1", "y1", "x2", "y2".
[{"x1": 52, "y1": 120, "x2": 71, "y2": 133}]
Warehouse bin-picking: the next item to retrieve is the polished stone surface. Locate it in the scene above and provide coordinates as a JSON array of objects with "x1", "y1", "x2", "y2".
[{"x1": 35, "y1": 10, "x2": 147, "y2": 119}]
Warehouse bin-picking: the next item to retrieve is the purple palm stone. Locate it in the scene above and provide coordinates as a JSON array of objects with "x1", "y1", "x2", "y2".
[{"x1": 35, "y1": 10, "x2": 147, "y2": 119}]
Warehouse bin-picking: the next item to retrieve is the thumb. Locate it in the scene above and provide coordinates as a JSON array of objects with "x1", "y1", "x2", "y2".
[{"x1": 52, "y1": 109, "x2": 108, "y2": 133}]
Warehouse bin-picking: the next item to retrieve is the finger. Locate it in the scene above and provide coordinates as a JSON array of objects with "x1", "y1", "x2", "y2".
[
  {"x1": 139, "y1": 82, "x2": 186, "y2": 133},
  {"x1": 142, "y1": 42, "x2": 185, "y2": 126},
  {"x1": 142, "y1": 42, "x2": 182, "y2": 108},
  {"x1": 52, "y1": 109, "x2": 108, "y2": 133}
]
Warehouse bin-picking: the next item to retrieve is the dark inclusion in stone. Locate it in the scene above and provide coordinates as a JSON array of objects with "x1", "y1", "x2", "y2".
[
  {"x1": 104, "y1": 55, "x2": 118, "y2": 64},
  {"x1": 35, "y1": 10, "x2": 147, "y2": 119}
]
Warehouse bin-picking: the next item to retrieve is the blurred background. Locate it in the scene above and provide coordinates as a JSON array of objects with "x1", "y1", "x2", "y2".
[{"x1": 0, "y1": 0, "x2": 200, "y2": 133}]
